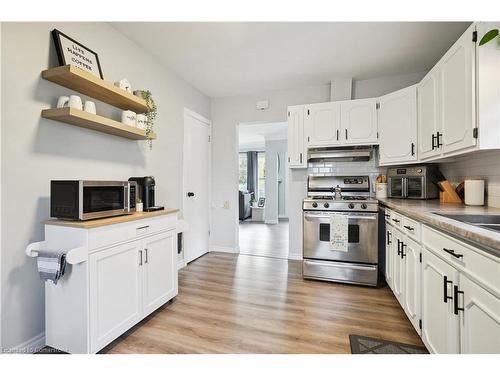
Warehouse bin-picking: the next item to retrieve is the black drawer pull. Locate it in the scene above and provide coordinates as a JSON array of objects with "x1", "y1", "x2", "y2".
[
  {"x1": 384, "y1": 214, "x2": 390, "y2": 218},
  {"x1": 392, "y1": 219, "x2": 400, "y2": 223},
  {"x1": 443, "y1": 276, "x2": 453, "y2": 303},
  {"x1": 443, "y1": 247, "x2": 463, "y2": 259},
  {"x1": 403, "y1": 225, "x2": 414, "y2": 231},
  {"x1": 400, "y1": 242, "x2": 407, "y2": 258},
  {"x1": 397, "y1": 239, "x2": 401, "y2": 255},
  {"x1": 453, "y1": 285, "x2": 465, "y2": 315}
]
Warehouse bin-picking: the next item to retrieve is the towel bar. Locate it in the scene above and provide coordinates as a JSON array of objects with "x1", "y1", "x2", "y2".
[{"x1": 26, "y1": 241, "x2": 87, "y2": 265}]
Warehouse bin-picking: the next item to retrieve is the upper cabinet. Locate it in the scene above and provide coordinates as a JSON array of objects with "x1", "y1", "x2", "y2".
[
  {"x1": 379, "y1": 85, "x2": 418, "y2": 165},
  {"x1": 341, "y1": 98, "x2": 378, "y2": 145},
  {"x1": 418, "y1": 24, "x2": 478, "y2": 160},
  {"x1": 304, "y1": 102, "x2": 341, "y2": 147},
  {"x1": 287, "y1": 105, "x2": 307, "y2": 168}
]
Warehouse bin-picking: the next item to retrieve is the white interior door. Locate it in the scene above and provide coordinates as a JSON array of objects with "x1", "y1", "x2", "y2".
[{"x1": 183, "y1": 109, "x2": 211, "y2": 263}]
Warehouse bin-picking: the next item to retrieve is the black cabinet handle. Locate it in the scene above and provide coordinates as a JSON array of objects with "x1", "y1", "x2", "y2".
[
  {"x1": 392, "y1": 218, "x2": 400, "y2": 223},
  {"x1": 144, "y1": 248, "x2": 148, "y2": 264},
  {"x1": 300, "y1": 153, "x2": 303, "y2": 164},
  {"x1": 411, "y1": 142, "x2": 415, "y2": 156},
  {"x1": 431, "y1": 134, "x2": 436, "y2": 150},
  {"x1": 397, "y1": 239, "x2": 402, "y2": 256},
  {"x1": 387, "y1": 231, "x2": 392, "y2": 245},
  {"x1": 139, "y1": 250, "x2": 143, "y2": 266},
  {"x1": 436, "y1": 131, "x2": 443, "y2": 148},
  {"x1": 443, "y1": 247, "x2": 463, "y2": 259},
  {"x1": 345, "y1": 129, "x2": 348, "y2": 140},
  {"x1": 403, "y1": 225, "x2": 414, "y2": 231},
  {"x1": 336, "y1": 129, "x2": 339, "y2": 141},
  {"x1": 453, "y1": 285, "x2": 465, "y2": 315},
  {"x1": 384, "y1": 214, "x2": 390, "y2": 218},
  {"x1": 400, "y1": 242, "x2": 407, "y2": 258},
  {"x1": 443, "y1": 276, "x2": 453, "y2": 303}
]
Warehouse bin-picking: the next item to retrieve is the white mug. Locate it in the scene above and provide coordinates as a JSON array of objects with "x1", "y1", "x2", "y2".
[
  {"x1": 136, "y1": 114, "x2": 147, "y2": 130},
  {"x1": 121, "y1": 110, "x2": 137, "y2": 126},
  {"x1": 68, "y1": 95, "x2": 83, "y2": 110},
  {"x1": 57, "y1": 95, "x2": 69, "y2": 108},
  {"x1": 83, "y1": 101, "x2": 96, "y2": 114}
]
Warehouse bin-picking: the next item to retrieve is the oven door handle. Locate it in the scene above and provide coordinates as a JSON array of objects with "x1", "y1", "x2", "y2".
[{"x1": 303, "y1": 212, "x2": 377, "y2": 220}]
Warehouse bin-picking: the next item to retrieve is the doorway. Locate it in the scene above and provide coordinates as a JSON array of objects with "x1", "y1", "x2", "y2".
[
  {"x1": 237, "y1": 122, "x2": 289, "y2": 259},
  {"x1": 183, "y1": 108, "x2": 211, "y2": 264}
]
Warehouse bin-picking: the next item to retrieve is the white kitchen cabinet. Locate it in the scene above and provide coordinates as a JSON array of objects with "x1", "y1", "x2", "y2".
[
  {"x1": 418, "y1": 66, "x2": 441, "y2": 160},
  {"x1": 403, "y1": 237, "x2": 422, "y2": 334},
  {"x1": 385, "y1": 224, "x2": 394, "y2": 291},
  {"x1": 304, "y1": 102, "x2": 341, "y2": 147},
  {"x1": 40, "y1": 212, "x2": 179, "y2": 353},
  {"x1": 287, "y1": 105, "x2": 307, "y2": 168},
  {"x1": 440, "y1": 24, "x2": 476, "y2": 155},
  {"x1": 378, "y1": 85, "x2": 418, "y2": 165},
  {"x1": 89, "y1": 241, "x2": 143, "y2": 353},
  {"x1": 459, "y1": 274, "x2": 500, "y2": 354},
  {"x1": 142, "y1": 231, "x2": 178, "y2": 316},
  {"x1": 341, "y1": 98, "x2": 378, "y2": 145},
  {"x1": 392, "y1": 229, "x2": 405, "y2": 304},
  {"x1": 421, "y1": 247, "x2": 460, "y2": 354}
]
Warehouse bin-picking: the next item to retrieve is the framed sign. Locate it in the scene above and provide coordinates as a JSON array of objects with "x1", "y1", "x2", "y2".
[
  {"x1": 52, "y1": 29, "x2": 104, "y2": 79},
  {"x1": 257, "y1": 197, "x2": 266, "y2": 208}
]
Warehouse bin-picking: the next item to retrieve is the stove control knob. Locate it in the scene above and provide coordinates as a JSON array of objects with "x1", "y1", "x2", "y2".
[
  {"x1": 312, "y1": 202, "x2": 318, "y2": 208},
  {"x1": 324, "y1": 202, "x2": 330, "y2": 208},
  {"x1": 361, "y1": 203, "x2": 368, "y2": 209},
  {"x1": 348, "y1": 203, "x2": 355, "y2": 209}
]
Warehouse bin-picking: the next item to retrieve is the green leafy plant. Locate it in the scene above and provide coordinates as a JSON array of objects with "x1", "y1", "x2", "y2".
[
  {"x1": 479, "y1": 29, "x2": 499, "y2": 46},
  {"x1": 137, "y1": 90, "x2": 157, "y2": 149}
]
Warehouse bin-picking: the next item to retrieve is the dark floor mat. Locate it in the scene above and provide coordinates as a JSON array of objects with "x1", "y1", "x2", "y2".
[{"x1": 349, "y1": 334, "x2": 428, "y2": 354}]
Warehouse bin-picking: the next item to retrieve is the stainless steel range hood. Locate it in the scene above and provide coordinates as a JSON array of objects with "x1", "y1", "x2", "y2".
[{"x1": 308, "y1": 146, "x2": 373, "y2": 162}]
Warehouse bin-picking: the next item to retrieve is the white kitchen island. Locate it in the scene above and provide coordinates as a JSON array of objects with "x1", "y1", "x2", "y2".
[{"x1": 27, "y1": 209, "x2": 179, "y2": 354}]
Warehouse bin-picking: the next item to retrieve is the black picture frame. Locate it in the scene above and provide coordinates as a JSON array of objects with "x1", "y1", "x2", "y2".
[
  {"x1": 51, "y1": 29, "x2": 104, "y2": 79},
  {"x1": 257, "y1": 197, "x2": 266, "y2": 208}
]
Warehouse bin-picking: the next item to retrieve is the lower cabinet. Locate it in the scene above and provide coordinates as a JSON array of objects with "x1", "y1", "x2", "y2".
[
  {"x1": 89, "y1": 229, "x2": 177, "y2": 353},
  {"x1": 385, "y1": 224, "x2": 394, "y2": 290}
]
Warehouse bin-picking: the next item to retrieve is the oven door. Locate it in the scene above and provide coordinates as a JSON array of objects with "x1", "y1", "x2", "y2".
[
  {"x1": 81, "y1": 181, "x2": 130, "y2": 220},
  {"x1": 388, "y1": 177, "x2": 405, "y2": 198},
  {"x1": 406, "y1": 176, "x2": 425, "y2": 199},
  {"x1": 303, "y1": 211, "x2": 378, "y2": 264}
]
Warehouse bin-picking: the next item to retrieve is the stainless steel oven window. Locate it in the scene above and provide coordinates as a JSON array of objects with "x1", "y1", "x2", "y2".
[
  {"x1": 406, "y1": 176, "x2": 425, "y2": 199},
  {"x1": 80, "y1": 181, "x2": 130, "y2": 220},
  {"x1": 389, "y1": 177, "x2": 404, "y2": 198}
]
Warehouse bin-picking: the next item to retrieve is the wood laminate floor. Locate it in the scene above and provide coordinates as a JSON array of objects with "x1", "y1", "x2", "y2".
[
  {"x1": 239, "y1": 219, "x2": 289, "y2": 259},
  {"x1": 102, "y1": 252, "x2": 423, "y2": 354}
]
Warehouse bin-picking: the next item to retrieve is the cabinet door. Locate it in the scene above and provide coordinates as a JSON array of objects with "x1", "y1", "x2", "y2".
[
  {"x1": 392, "y1": 230, "x2": 405, "y2": 305},
  {"x1": 421, "y1": 248, "x2": 460, "y2": 353},
  {"x1": 142, "y1": 231, "x2": 178, "y2": 316},
  {"x1": 403, "y1": 238, "x2": 422, "y2": 334},
  {"x1": 89, "y1": 241, "x2": 142, "y2": 353},
  {"x1": 385, "y1": 225, "x2": 394, "y2": 290},
  {"x1": 440, "y1": 25, "x2": 477, "y2": 154},
  {"x1": 341, "y1": 98, "x2": 378, "y2": 145},
  {"x1": 304, "y1": 102, "x2": 341, "y2": 147},
  {"x1": 459, "y1": 274, "x2": 500, "y2": 353},
  {"x1": 378, "y1": 86, "x2": 418, "y2": 165},
  {"x1": 287, "y1": 106, "x2": 306, "y2": 168},
  {"x1": 418, "y1": 67, "x2": 440, "y2": 160}
]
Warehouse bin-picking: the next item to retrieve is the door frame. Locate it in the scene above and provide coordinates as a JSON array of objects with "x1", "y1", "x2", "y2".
[{"x1": 182, "y1": 108, "x2": 212, "y2": 267}]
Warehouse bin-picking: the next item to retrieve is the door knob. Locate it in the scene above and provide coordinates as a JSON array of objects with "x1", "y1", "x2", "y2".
[{"x1": 187, "y1": 192, "x2": 195, "y2": 197}]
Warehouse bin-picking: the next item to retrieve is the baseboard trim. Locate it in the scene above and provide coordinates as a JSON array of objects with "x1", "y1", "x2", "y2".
[
  {"x1": 264, "y1": 220, "x2": 279, "y2": 225},
  {"x1": 210, "y1": 246, "x2": 239, "y2": 254},
  {"x1": 177, "y1": 260, "x2": 187, "y2": 270},
  {"x1": 288, "y1": 253, "x2": 303, "y2": 260},
  {"x1": 6, "y1": 332, "x2": 45, "y2": 354}
]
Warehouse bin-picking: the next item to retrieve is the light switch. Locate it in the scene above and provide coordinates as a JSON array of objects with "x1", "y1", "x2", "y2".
[{"x1": 223, "y1": 200, "x2": 230, "y2": 209}]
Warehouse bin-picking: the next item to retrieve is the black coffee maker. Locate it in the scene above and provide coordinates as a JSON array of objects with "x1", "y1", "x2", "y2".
[{"x1": 128, "y1": 176, "x2": 164, "y2": 212}]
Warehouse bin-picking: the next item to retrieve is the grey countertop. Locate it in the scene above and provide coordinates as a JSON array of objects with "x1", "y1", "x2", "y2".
[{"x1": 378, "y1": 198, "x2": 500, "y2": 255}]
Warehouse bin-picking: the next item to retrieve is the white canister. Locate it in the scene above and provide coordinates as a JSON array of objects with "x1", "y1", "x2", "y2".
[
  {"x1": 465, "y1": 179, "x2": 485, "y2": 206},
  {"x1": 375, "y1": 183, "x2": 388, "y2": 199},
  {"x1": 136, "y1": 114, "x2": 147, "y2": 130},
  {"x1": 121, "y1": 110, "x2": 137, "y2": 126},
  {"x1": 136, "y1": 202, "x2": 143, "y2": 212}
]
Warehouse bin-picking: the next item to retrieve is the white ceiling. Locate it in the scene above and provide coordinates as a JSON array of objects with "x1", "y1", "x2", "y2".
[
  {"x1": 239, "y1": 122, "x2": 288, "y2": 150},
  {"x1": 111, "y1": 22, "x2": 470, "y2": 98}
]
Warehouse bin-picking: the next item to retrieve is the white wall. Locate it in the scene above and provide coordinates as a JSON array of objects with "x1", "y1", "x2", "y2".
[
  {"x1": 211, "y1": 72, "x2": 427, "y2": 258},
  {"x1": 0, "y1": 22, "x2": 210, "y2": 351}
]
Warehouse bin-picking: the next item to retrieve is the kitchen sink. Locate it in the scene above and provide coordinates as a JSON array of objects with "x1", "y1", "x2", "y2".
[{"x1": 433, "y1": 213, "x2": 500, "y2": 233}]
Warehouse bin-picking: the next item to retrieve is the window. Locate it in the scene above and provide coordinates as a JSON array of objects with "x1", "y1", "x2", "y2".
[
  {"x1": 257, "y1": 152, "x2": 266, "y2": 199},
  {"x1": 239, "y1": 153, "x2": 247, "y2": 191}
]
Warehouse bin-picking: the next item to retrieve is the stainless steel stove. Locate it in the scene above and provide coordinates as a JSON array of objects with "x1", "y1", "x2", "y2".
[{"x1": 302, "y1": 176, "x2": 380, "y2": 286}]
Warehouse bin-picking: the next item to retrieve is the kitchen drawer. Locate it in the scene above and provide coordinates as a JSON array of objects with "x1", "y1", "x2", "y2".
[
  {"x1": 422, "y1": 225, "x2": 500, "y2": 293},
  {"x1": 384, "y1": 208, "x2": 393, "y2": 223},
  {"x1": 88, "y1": 214, "x2": 177, "y2": 251},
  {"x1": 390, "y1": 211, "x2": 403, "y2": 229},
  {"x1": 402, "y1": 215, "x2": 421, "y2": 243}
]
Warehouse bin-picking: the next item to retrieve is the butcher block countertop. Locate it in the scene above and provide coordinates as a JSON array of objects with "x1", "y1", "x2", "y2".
[
  {"x1": 44, "y1": 209, "x2": 179, "y2": 229},
  {"x1": 379, "y1": 199, "x2": 500, "y2": 256}
]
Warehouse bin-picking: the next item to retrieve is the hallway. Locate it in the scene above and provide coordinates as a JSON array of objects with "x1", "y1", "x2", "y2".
[{"x1": 239, "y1": 219, "x2": 289, "y2": 259}]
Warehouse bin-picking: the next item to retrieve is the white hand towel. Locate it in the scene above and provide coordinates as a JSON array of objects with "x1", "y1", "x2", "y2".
[{"x1": 330, "y1": 214, "x2": 348, "y2": 252}]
